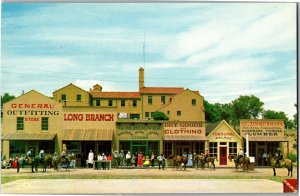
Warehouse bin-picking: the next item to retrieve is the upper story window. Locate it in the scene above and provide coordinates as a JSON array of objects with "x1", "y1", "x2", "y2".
[
  {"x1": 96, "y1": 99, "x2": 100, "y2": 106},
  {"x1": 169, "y1": 97, "x2": 172, "y2": 103},
  {"x1": 17, "y1": 117, "x2": 24, "y2": 130},
  {"x1": 177, "y1": 111, "x2": 181, "y2": 116},
  {"x1": 77, "y1": 94, "x2": 82, "y2": 102},
  {"x1": 121, "y1": 99, "x2": 125, "y2": 107},
  {"x1": 41, "y1": 117, "x2": 49, "y2": 131},
  {"x1": 167, "y1": 111, "x2": 170, "y2": 115},
  {"x1": 133, "y1": 100, "x2": 137, "y2": 107},
  {"x1": 108, "y1": 100, "x2": 113, "y2": 107},
  {"x1": 148, "y1": 96, "x2": 152, "y2": 105},
  {"x1": 61, "y1": 94, "x2": 66, "y2": 102},
  {"x1": 161, "y1": 96, "x2": 165, "y2": 104},
  {"x1": 192, "y1": 99, "x2": 196, "y2": 106}
]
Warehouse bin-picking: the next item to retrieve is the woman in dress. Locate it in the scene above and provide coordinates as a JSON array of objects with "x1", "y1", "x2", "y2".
[{"x1": 137, "y1": 152, "x2": 143, "y2": 167}]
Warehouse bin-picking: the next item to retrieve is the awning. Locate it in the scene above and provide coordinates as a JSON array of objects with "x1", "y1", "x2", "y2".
[
  {"x1": 163, "y1": 135, "x2": 208, "y2": 141},
  {"x1": 64, "y1": 129, "x2": 113, "y2": 141},
  {"x1": 2, "y1": 133, "x2": 56, "y2": 141}
]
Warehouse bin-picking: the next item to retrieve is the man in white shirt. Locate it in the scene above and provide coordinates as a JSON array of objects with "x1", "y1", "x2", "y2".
[{"x1": 126, "y1": 151, "x2": 131, "y2": 167}]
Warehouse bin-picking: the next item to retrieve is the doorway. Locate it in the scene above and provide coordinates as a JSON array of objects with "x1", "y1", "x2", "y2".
[
  {"x1": 176, "y1": 146, "x2": 189, "y2": 156},
  {"x1": 219, "y1": 147, "x2": 227, "y2": 165}
]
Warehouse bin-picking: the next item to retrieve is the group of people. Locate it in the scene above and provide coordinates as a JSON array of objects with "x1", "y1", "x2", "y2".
[
  {"x1": 124, "y1": 151, "x2": 167, "y2": 170},
  {"x1": 87, "y1": 150, "x2": 112, "y2": 170}
]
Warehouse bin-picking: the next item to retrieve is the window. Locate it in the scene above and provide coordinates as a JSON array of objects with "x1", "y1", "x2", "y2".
[
  {"x1": 17, "y1": 117, "x2": 24, "y2": 130},
  {"x1": 192, "y1": 99, "x2": 196, "y2": 106},
  {"x1": 108, "y1": 100, "x2": 113, "y2": 106},
  {"x1": 145, "y1": 112, "x2": 149, "y2": 118},
  {"x1": 161, "y1": 96, "x2": 165, "y2": 104},
  {"x1": 148, "y1": 96, "x2": 152, "y2": 105},
  {"x1": 41, "y1": 117, "x2": 49, "y2": 131},
  {"x1": 9, "y1": 141, "x2": 26, "y2": 156},
  {"x1": 151, "y1": 112, "x2": 154, "y2": 117},
  {"x1": 133, "y1": 100, "x2": 137, "y2": 107},
  {"x1": 77, "y1": 94, "x2": 81, "y2": 102},
  {"x1": 195, "y1": 142, "x2": 205, "y2": 154},
  {"x1": 169, "y1": 97, "x2": 172, "y2": 102},
  {"x1": 164, "y1": 142, "x2": 172, "y2": 157},
  {"x1": 167, "y1": 111, "x2": 170, "y2": 115},
  {"x1": 130, "y1": 113, "x2": 140, "y2": 119},
  {"x1": 96, "y1": 99, "x2": 100, "y2": 106},
  {"x1": 229, "y1": 142, "x2": 237, "y2": 156},
  {"x1": 209, "y1": 142, "x2": 218, "y2": 160},
  {"x1": 148, "y1": 141, "x2": 159, "y2": 157},
  {"x1": 177, "y1": 111, "x2": 181, "y2": 116},
  {"x1": 121, "y1": 99, "x2": 125, "y2": 107},
  {"x1": 61, "y1": 94, "x2": 66, "y2": 101}
]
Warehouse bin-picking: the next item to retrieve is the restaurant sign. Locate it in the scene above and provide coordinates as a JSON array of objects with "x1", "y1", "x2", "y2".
[
  {"x1": 240, "y1": 120, "x2": 284, "y2": 140},
  {"x1": 118, "y1": 130, "x2": 160, "y2": 140}
]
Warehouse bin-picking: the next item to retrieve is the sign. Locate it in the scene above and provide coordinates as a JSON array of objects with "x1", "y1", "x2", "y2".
[
  {"x1": 164, "y1": 121, "x2": 205, "y2": 136},
  {"x1": 240, "y1": 120, "x2": 284, "y2": 140},
  {"x1": 6, "y1": 103, "x2": 60, "y2": 118},
  {"x1": 118, "y1": 130, "x2": 160, "y2": 140},
  {"x1": 211, "y1": 132, "x2": 235, "y2": 140},
  {"x1": 117, "y1": 124, "x2": 161, "y2": 131},
  {"x1": 64, "y1": 113, "x2": 114, "y2": 121}
]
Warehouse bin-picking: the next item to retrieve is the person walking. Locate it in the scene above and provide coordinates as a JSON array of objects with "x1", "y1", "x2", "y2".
[
  {"x1": 150, "y1": 152, "x2": 155, "y2": 167},
  {"x1": 157, "y1": 153, "x2": 166, "y2": 170}
]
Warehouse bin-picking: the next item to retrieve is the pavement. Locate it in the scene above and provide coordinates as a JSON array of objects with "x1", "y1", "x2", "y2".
[{"x1": 1, "y1": 167, "x2": 297, "y2": 194}]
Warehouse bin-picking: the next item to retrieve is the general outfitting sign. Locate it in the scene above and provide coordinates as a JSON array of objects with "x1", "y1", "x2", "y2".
[{"x1": 240, "y1": 119, "x2": 284, "y2": 140}]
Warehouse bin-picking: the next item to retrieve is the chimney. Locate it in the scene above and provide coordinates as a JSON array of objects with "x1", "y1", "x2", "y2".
[
  {"x1": 139, "y1": 67, "x2": 144, "y2": 89},
  {"x1": 92, "y1": 84, "x2": 102, "y2": 92}
]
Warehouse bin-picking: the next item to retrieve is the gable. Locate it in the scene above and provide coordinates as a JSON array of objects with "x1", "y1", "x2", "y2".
[{"x1": 207, "y1": 120, "x2": 242, "y2": 141}]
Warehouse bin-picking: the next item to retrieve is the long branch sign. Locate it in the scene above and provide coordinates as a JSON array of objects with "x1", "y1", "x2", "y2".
[
  {"x1": 164, "y1": 121, "x2": 205, "y2": 136},
  {"x1": 240, "y1": 120, "x2": 284, "y2": 140}
]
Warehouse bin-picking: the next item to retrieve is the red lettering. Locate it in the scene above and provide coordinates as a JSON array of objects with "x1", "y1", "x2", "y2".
[{"x1": 11, "y1": 103, "x2": 17, "y2": 108}]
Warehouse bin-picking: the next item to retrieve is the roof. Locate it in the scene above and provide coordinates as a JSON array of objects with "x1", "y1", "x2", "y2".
[
  {"x1": 64, "y1": 129, "x2": 113, "y2": 141},
  {"x1": 53, "y1": 83, "x2": 88, "y2": 94},
  {"x1": 91, "y1": 92, "x2": 141, "y2": 99},
  {"x1": 139, "y1": 87, "x2": 184, "y2": 94},
  {"x1": 206, "y1": 121, "x2": 222, "y2": 135},
  {"x1": 2, "y1": 133, "x2": 56, "y2": 140},
  {"x1": 163, "y1": 135, "x2": 208, "y2": 141}
]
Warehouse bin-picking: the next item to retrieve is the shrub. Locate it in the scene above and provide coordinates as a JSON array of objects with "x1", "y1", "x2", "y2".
[
  {"x1": 152, "y1": 111, "x2": 169, "y2": 120},
  {"x1": 288, "y1": 153, "x2": 297, "y2": 162}
]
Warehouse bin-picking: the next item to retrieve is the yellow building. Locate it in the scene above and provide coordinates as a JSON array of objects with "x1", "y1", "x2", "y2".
[
  {"x1": 2, "y1": 67, "x2": 207, "y2": 165},
  {"x1": 2, "y1": 90, "x2": 63, "y2": 158},
  {"x1": 206, "y1": 120, "x2": 243, "y2": 167}
]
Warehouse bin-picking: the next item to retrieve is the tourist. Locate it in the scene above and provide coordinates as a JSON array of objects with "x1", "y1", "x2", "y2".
[
  {"x1": 101, "y1": 153, "x2": 107, "y2": 170},
  {"x1": 126, "y1": 151, "x2": 131, "y2": 167},
  {"x1": 150, "y1": 152, "x2": 155, "y2": 167},
  {"x1": 88, "y1": 150, "x2": 94, "y2": 168},
  {"x1": 137, "y1": 152, "x2": 143, "y2": 167}
]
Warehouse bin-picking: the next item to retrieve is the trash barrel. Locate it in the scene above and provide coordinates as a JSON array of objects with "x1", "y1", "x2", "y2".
[{"x1": 283, "y1": 179, "x2": 298, "y2": 193}]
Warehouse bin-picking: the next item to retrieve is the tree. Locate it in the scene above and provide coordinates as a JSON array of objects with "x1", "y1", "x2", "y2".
[
  {"x1": 263, "y1": 110, "x2": 296, "y2": 129},
  {"x1": 152, "y1": 111, "x2": 169, "y2": 120},
  {"x1": 293, "y1": 113, "x2": 297, "y2": 128},
  {"x1": 232, "y1": 95, "x2": 264, "y2": 127},
  {"x1": 1, "y1": 93, "x2": 15, "y2": 107},
  {"x1": 204, "y1": 100, "x2": 221, "y2": 123}
]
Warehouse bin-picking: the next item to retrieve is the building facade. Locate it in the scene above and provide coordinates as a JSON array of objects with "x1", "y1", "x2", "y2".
[{"x1": 1, "y1": 68, "x2": 288, "y2": 167}]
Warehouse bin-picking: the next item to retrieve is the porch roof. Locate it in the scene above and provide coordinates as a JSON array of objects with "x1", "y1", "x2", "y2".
[
  {"x1": 2, "y1": 133, "x2": 56, "y2": 140},
  {"x1": 63, "y1": 129, "x2": 113, "y2": 141},
  {"x1": 163, "y1": 135, "x2": 208, "y2": 141}
]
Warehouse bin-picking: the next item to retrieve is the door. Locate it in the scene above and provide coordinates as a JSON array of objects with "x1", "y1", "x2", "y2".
[
  {"x1": 176, "y1": 146, "x2": 189, "y2": 156},
  {"x1": 219, "y1": 147, "x2": 227, "y2": 165},
  {"x1": 132, "y1": 145, "x2": 146, "y2": 155}
]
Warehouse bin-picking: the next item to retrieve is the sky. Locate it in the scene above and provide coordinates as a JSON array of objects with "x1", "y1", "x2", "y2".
[{"x1": 1, "y1": 3, "x2": 297, "y2": 119}]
